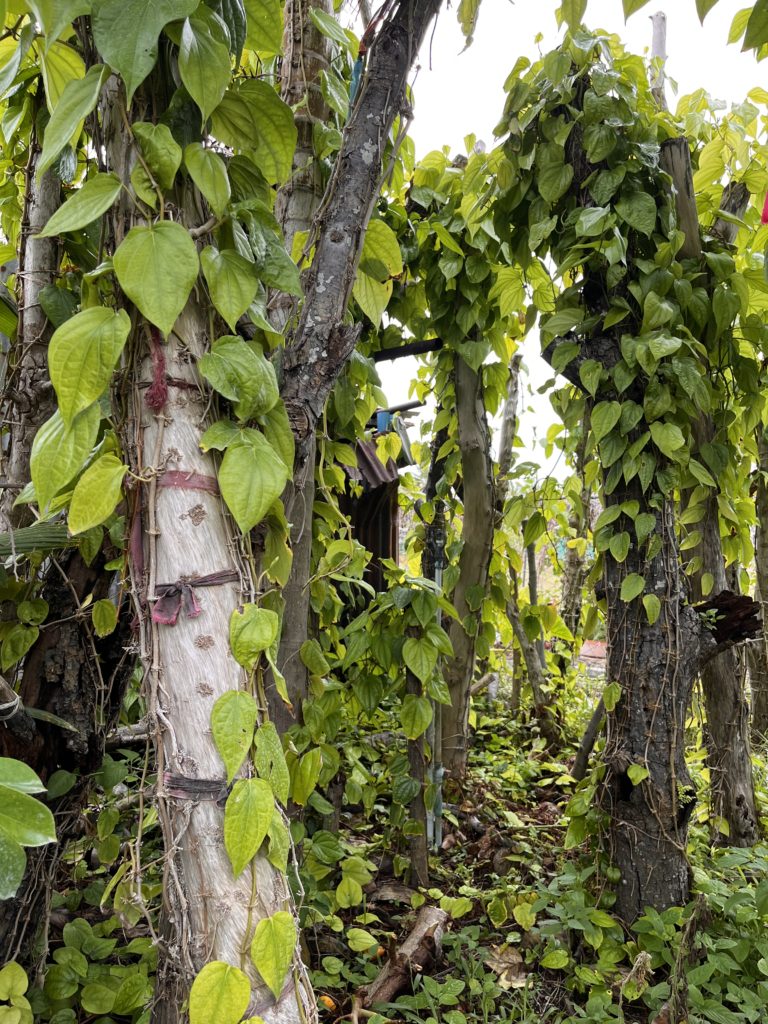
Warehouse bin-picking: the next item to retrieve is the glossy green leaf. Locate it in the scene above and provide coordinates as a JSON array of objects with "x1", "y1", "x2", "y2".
[
  {"x1": 199, "y1": 334, "x2": 278, "y2": 420},
  {"x1": 185, "y1": 143, "x2": 231, "y2": 216},
  {"x1": 538, "y1": 161, "x2": 573, "y2": 203},
  {"x1": 649, "y1": 421, "x2": 686, "y2": 459},
  {"x1": 224, "y1": 778, "x2": 274, "y2": 876},
  {"x1": 200, "y1": 249, "x2": 259, "y2": 332},
  {"x1": 0, "y1": 758, "x2": 46, "y2": 795},
  {"x1": 132, "y1": 122, "x2": 182, "y2": 191},
  {"x1": 68, "y1": 455, "x2": 128, "y2": 534},
  {"x1": 261, "y1": 402, "x2": 294, "y2": 473},
  {"x1": 591, "y1": 401, "x2": 622, "y2": 443},
  {"x1": 40, "y1": 41, "x2": 85, "y2": 111},
  {"x1": 254, "y1": 722, "x2": 289, "y2": 805},
  {"x1": 352, "y1": 219, "x2": 402, "y2": 325},
  {"x1": 180, "y1": 12, "x2": 231, "y2": 124},
  {"x1": 243, "y1": 0, "x2": 282, "y2": 54},
  {"x1": 27, "y1": 0, "x2": 92, "y2": 47},
  {"x1": 31, "y1": 405, "x2": 100, "y2": 511},
  {"x1": 230, "y1": 604, "x2": 279, "y2": 671},
  {"x1": 189, "y1": 962, "x2": 250, "y2": 1024},
  {"x1": 291, "y1": 747, "x2": 321, "y2": 806},
  {"x1": 615, "y1": 192, "x2": 656, "y2": 236},
  {"x1": 92, "y1": 0, "x2": 199, "y2": 104},
  {"x1": 211, "y1": 691, "x2": 259, "y2": 784},
  {"x1": 218, "y1": 432, "x2": 289, "y2": 533},
  {"x1": 0, "y1": 784, "x2": 56, "y2": 846},
  {"x1": 266, "y1": 810, "x2": 289, "y2": 873},
  {"x1": 540, "y1": 948, "x2": 569, "y2": 969},
  {"x1": 49, "y1": 307, "x2": 130, "y2": 426},
  {"x1": 745, "y1": 1, "x2": 768, "y2": 49},
  {"x1": 336, "y1": 875, "x2": 363, "y2": 909},
  {"x1": 211, "y1": 79, "x2": 296, "y2": 183},
  {"x1": 113, "y1": 222, "x2": 199, "y2": 336},
  {"x1": 400, "y1": 694, "x2": 433, "y2": 740},
  {"x1": 38, "y1": 64, "x2": 108, "y2": 176},
  {"x1": 620, "y1": 573, "x2": 645, "y2": 602},
  {"x1": 80, "y1": 983, "x2": 116, "y2": 1014},
  {"x1": 38, "y1": 173, "x2": 122, "y2": 237},
  {"x1": 250, "y1": 911, "x2": 295, "y2": 1000},
  {"x1": 352, "y1": 271, "x2": 391, "y2": 327},
  {"x1": 457, "y1": 0, "x2": 480, "y2": 41},
  {"x1": 635, "y1": 512, "x2": 656, "y2": 544},
  {"x1": 0, "y1": 834, "x2": 26, "y2": 900},
  {"x1": 307, "y1": 6, "x2": 348, "y2": 48},
  {"x1": 402, "y1": 636, "x2": 437, "y2": 683}
]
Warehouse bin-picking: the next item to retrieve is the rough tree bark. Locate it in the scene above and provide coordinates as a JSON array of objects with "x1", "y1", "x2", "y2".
[
  {"x1": 271, "y1": 0, "x2": 332, "y2": 730},
  {"x1": 748, "y1": 426, "x2": 768, "y2": 741},
  {"x1": 688, "y1": 418, "x2": 758, "y2": 846},
  {"x1": 441, "y1": 356, "x2": 495, "y2": 776},
  {"x1": 280, "y1": 0, "x2": 443, "y2": 471},
  {"x1": 559, "y1": 432, "x2": 590, "y2": 648},
  {"x1": 0, "y1": 145, "x2": 58, "y2": 529},
  {"x1": 687, "y1": 181, "x2": 757, "y2": 846}
]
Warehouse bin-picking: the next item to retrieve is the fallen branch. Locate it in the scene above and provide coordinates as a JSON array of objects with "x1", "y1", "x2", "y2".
[{"x1": 357, "y1": 906, "x2": 449, "y2": 1009}]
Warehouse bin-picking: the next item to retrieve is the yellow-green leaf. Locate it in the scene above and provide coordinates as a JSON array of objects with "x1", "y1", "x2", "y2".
[
  {"x1": 31, "y1": 405, "x2": 100, "y2": 511},
  {"x1": 211, "y1": 691, "x2": 259, "y2": 784},
  {"x1": 189, "y1": 962, "x2": 250, "y2": 1024},
  {"x1": 229, "y1": 604, "x2": 279, "y2": 671},
  {"x1": 200, "y1": 248, "x2": 259, "y2": 332},
  {"x1": 211, "y1": 79, "x2": 296, "y2": 184},
  {"x1": 68, "y1": 455, "x2": 128, "y2": 534},
  {"x1": 185, "y1": 143, "x2": 231, "y2": 216},
  {"x1": 38, "y1": 64, "x2": 108, "y2": 176},
  {"x1": 38, "y1": 173, "x2": 123, "y2": 237},
  {"x1": 92, "y1": 0, "x2": 199, "y2": 104},
  {"x1": 180, "y1": 11, "x2": 231, "y2": 125},
  {"x1": 218, "y1": 432, "x2": 289, "y2": 533},
  {"x1": 113, "y1": 222, "x2": 199, "y2": 336},
  {"x1": 49, "y1": 306, "x2": 130, "y2": 426},
  {"x1": 250, "y1": 911, "x2": 295, "y2": 1000},
  {"x1": 224, "y1": 778, "x2": 274, "y2": 877}
]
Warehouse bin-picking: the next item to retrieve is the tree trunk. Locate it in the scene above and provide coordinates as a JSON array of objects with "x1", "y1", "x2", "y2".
[
  {"x1": 603, "y1": 489, "x2": 717, "y2": 922},
  {"x1": 0, "y1": 141, "x2": 59, "y2": 528},
  {"x1": 748, "y1": 427, "x2": 768, "y2": 741},
  {"x1": 687, "y1": 422, "x2": 757, "y2": 846},
  {"x1": 280, "y1": 0, "x2": 443, "y2": 472},
  {"x1": 270, "y1": 0, "x2": 332, "y2": 730},
  {"x1": 405, "y1": 657, "x2": 430, "y2": 887},
  {"x1": 99, "y1": 74, "x2": 313, "y2": 1020},
  {"x1": 441, "y1": 356, "x2": 495, "y2": 777},
  {"x1": 123, "y1": 313, "x2": 314, "y2": 1024},
  {"x1": 560, "y1": 433, "x2": 590, "y2": 648}
]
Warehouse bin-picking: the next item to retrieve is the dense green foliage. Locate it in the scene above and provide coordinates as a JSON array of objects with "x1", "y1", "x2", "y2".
[{"x1": 3, "y1": 1, "x2": 768, "y2": 1023}]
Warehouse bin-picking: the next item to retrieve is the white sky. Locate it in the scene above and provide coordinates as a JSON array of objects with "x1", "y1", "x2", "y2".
[{"x1": 376, "y1": 0, "x2": 764, "y2": 474}]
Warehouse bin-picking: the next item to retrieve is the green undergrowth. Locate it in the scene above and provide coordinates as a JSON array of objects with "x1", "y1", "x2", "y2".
[
  {"x1": 299, "y1": 698, "x2": 768, "y2": 1024},
  {"x1": 6, "y1": 690, "x2": 768, "y2": 1024}
]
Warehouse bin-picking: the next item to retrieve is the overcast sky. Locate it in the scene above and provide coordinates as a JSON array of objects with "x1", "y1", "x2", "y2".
[{"x1": 376, "y1": 0, "x2": 764, "y2": 474}]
